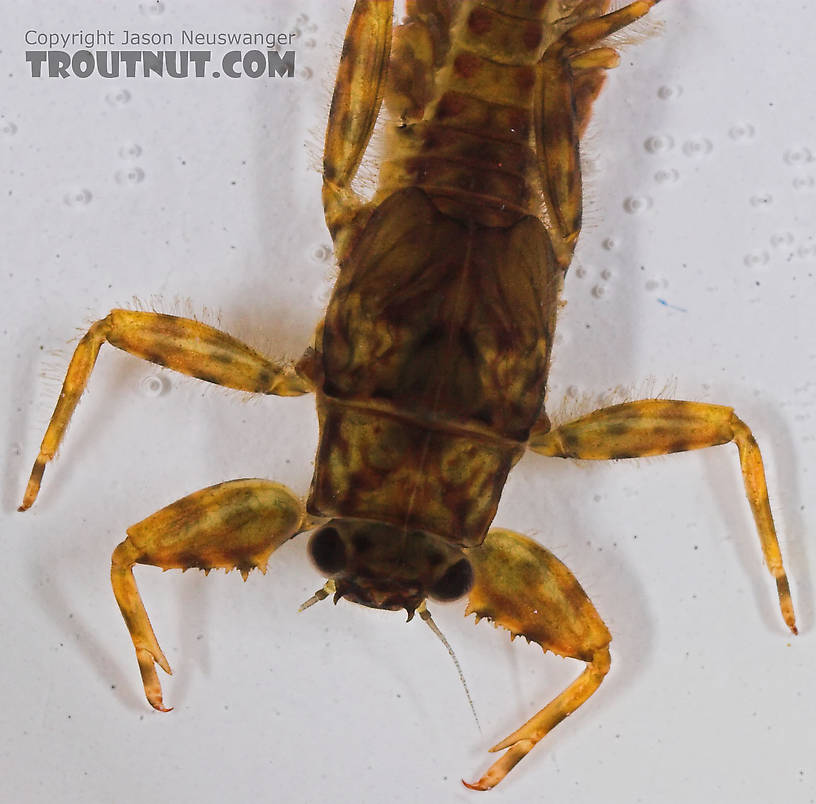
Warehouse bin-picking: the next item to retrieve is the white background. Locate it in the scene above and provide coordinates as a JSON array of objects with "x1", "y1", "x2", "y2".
[{"x1": 2, "y1": 1, "x2": 815, "y2": 802}]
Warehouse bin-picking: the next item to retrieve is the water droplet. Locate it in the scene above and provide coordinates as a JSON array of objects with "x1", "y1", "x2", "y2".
[
  {"x1": 591, "y1": 284, "x2": 606, "y2": 299},
  {"x1": 139, "y1": 373, "x2": 169, "y2": 397},
  {"x1": 743, "y1": 250, "x2": 769, "y2": 268},
  {"x1": 600, "y1": 268, "x2": 612, "y2": 280},
  {"x1": 770, "y1": 232, "x2": 794, "y2": 248},
  {"x1": 645, "y1": 279, "x2": 660, "y2": 291},
  {"x1": 644, "y1": 134, "x2": 674, "y2": 154},
  {"x1": 574, "y1": 266, "x2": 587, "y2": 278},
  {"x1": 623, "y1": 195, "x2": 652, "y2": 214},
  {"x1": 105, "y1": 88, "x2": 132, "y2": 107},
  {"x1": 796, "y1": 244, "x2": 816, "y2": 260},
  {"x1": 118, "y1": 143, "x2": 143, "y2": 159},
  {"x1": 63, "y1": 188, "x2": 93, "y2": 208},
  {"x1": 299, "y1": 67, "x2": 314, "y2": 80},
  {"x1": 304, "y1": 38, "x2": 317, "y2": 48},
  {"x1": 602, "y1": 237, "x2": 618, "y2": 251},
  {"x1": 783, "y1": 146, "x2": 814, "y2": 167},
  {"x1": 312, "y1": 244, "x2": 333, "y2": 262},
  {"x1": 682, "y1": 138, "x2": 713, "y2": 158},
  {"x1": 1, "y1": 120, "x2": 18, "y2": 136},
  {"x1": 728, "y1": 123, "x2": 755, "y2": 142},
  {"x1": 654, "y1": 168, "x2": 680, "y2": 185},
  {"x1": 793, "y1": 175, "x2": 815, "y2": 191},
  {"x1": 749, "y1": 193, "x2": 773, "y2": 208},
  {"x1": 314, "y1": 281, "x2": 333, "y2": 307},
  {"x1": 296, "y1": 13, "x2": 310, "y2": 24},
  {"x1": 657, "y1": 84, "x2": 683, "y2": 100},
  {"x1": 582, "y1": 156, "x2": 599, "y2": 175},
  {"x1": 115, "y1": 167, "x2": 146, "y2": 185},
  {"x1": 566, "y1": 385, "x2": 579, "y2": 398},
  {"x1": 139, "y1": 1, "x2": 166, "y2": 17}
]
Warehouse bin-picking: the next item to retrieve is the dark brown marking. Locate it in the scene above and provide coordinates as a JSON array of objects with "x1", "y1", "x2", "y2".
[
  {"x1": 467, "y1": 7, "x2": 493, "y2": 36},
  {"x1": 515, "y1": 66, "x2": 536, "y2": 92},
  {"x1": 454, "y1": 52, "x2": 481, "y2": 79},
  {"x1": 522, "y1": 22, "x2": 543, "y2": 51}
]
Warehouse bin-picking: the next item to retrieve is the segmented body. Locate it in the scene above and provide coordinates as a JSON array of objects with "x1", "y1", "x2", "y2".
[{"x1": 310, "y1": 0, "x2": 599, "y2": 543}]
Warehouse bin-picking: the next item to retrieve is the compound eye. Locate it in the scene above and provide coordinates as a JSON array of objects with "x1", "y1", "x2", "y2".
[
  {"x1": 308, "y1": 527, "x2": 347, "y2": 576},
  {"x1": 429, "y1": 558, "x2": 474, "y2": 601}
]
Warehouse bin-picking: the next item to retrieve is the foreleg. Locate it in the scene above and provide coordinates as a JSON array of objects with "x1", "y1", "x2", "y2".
[
  {"x1": 110, "y1": 478, "x2": 306, "y2": 711},
  {"x1": 462, "y1": 528, "x2": 611, "y2": 790}
]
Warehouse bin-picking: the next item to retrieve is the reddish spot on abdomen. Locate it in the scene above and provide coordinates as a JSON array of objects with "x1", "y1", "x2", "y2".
[
  {"x1": 515, "y1": 65, "x2": 536, "y2": 92},
  {"x1": 454, "y1": 52, "x2": 482, "y2": 79},
  {"x1": 467, "y1": 7, "x2": 493, "y2": 36},
  {"x1": 523, "y1": 22, "x2": 543, "y2": 51}
]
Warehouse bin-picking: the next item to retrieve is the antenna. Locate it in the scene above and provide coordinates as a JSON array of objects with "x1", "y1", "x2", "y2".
[
  {"x1": 299, "y1": 579, "x2": 336, "y2": 612},
  {"x1": 418, "y1": 602, "x2": 481, "y2": 733}
]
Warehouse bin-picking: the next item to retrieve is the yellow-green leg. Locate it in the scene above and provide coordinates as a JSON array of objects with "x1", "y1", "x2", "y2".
[
  {"x1": 463, "y1": 528, "x2": 612, "y2": 790},
  {"x1": 19, "y1": 309, "x2": 314, "y2": 511},
  {"x1": 111, "y1": 478, "x2": 306, "y2": 711},
  {"x1": 529, "y1": 398, "x2": 797, "y2": 633},
  {"x1": 322, "y1": 0, "x2": 394, "y2": 259}
]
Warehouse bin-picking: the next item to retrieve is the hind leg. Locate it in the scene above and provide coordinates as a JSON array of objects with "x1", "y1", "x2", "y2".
[{"x1": 530, "y1": 399, "x2": 797, "y2": 633}]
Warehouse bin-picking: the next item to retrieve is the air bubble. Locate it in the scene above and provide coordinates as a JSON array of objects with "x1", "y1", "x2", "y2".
[
  {"x1": 793, "y1": 176, "x2": 815, "y2": 191},
  {"x1": 602, "y1": 237, "x2": 618, "y2": 251},
  {"x1": 312, "y1": 244, "x2": 333, "y2": 262},
  {"x1": 115, "y1": 167, "x2": 146, "y2": 185},
  {"x1": 783, "y1": 147, "x2": 814, "y2": 167},
  {"x1": 644, "y1": 134, "x2": 674, "y2": 154},
  {"x1": 139, "y1": 374, "x2": 169, "y2": 398},
  {"x1": 591, "y1": 284, "x2": 606, "y2": 299},
  {"x1": 105, "y1": 89, "x2": 132, "y2": 107},
  {"x1": 743, "y1": 251, "x2": 769, "y2": 268},
  {"x1": 314, "y1": 281, "x2": 333, "y2": 307},
  {"x1": 654, "y1": 168, "x2": 680, "y2": 185},
  {"x1": 582, "y1": 156, "x2": 599, "y2": 175},
  {"x1": 600, "y1": 268, "x2": 612, "y2": 280},
  {"x1": 63, "y1": 188, "x2": 93, "y2": 208},
  {"x1": 770, "y1": 232, "x2": 794, "y2": 248},
  {"x1": 728, "y1": 123, "x2": 755, "y2": 142},
  {"x1": 657, "y1": 84, "x2": 683, "y2": 100},
  {"x1": 749, "y1": 193, "x2": 773, "y2": 208},
  {"x1": 118, "y1": 143, "x2": 143, "y2": 159},
  {"x1": 1, "y1": 120, "x2": 18, "y2": 136},
  {"x1": 682, "y1": 138, "x2": 713, "y2": 158},
  {"x1": 566, "y1": 385, "x2": 579, "y2": 398},
  {"x1": 296, "y1": 13, "x2": 309, "y2": 24},
  {"x1": 574, "y1": 266, "x2": 587, "y2": 278},
  {"x1": 10, "y1": 442, "x2": 21, "y2": 457},
  {"x1": 797, "y1": 244, "x2": 816, "y2": 260},
  {"x1": 623, "y1": 195, "x2": 652, "y2": 214},
  {"x1": 305, "y1": 38, "x2": 317, "y2": 48},
  {"x1": 299, "y1": 67, "x2": 314, "y2": 80},
  {"x1": 139, "y1": 1, "x2": 166, "y2": 17}
]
